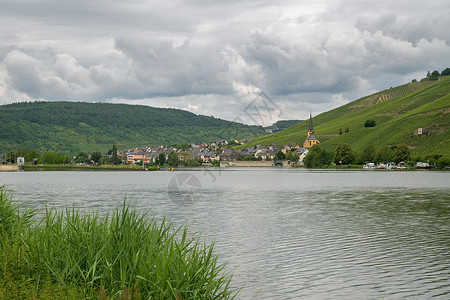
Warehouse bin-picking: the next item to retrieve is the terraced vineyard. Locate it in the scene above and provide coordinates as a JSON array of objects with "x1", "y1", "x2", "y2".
[
  {"x1": 350, "y1": 80, "x2": 432, "y2": 110},
  {"x1": 244, "y1": 76, "x2": 450, "y2": 157}
]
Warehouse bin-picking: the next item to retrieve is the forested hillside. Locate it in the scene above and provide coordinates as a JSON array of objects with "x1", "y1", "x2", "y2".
[
  {"x1": 0, "y1": 102, "x2": 265, "y2": 154},
  {"x1": 245, "y1": 76, "x2": 450, "y2": 158}
]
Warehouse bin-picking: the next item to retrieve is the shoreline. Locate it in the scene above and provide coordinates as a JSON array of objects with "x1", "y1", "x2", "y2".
[
  {"x1": 21, "y1": 165, "x2": 158, "y2": 171},
  {"x1": 1, "y1": 164, "x2": 446, "y2": 172},
  {"x1": 0, "y1": 165, "x2": 20, "y2": 171}
]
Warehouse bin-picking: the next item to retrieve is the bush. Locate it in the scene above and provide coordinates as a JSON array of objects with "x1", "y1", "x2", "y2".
[
  {"x1": 430, "y1": 70, "x2": 440, "y2": 81},
  {"x1": 436, "y1": 157, "x2": 450, "y2": 169},
  {"x1": 441, "y1": 68, "x2": 450, "y2": 76},
  {"x1": 364, "y1": 119, "x2": 376, "y2": 127}
]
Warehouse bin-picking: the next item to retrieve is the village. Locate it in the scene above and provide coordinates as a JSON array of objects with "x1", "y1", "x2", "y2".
[
  {"x1": 121, "y1": 115, "x2": 320, "y2": 167},
  {"x1": 121, "y1": 140, "x2": 309, "y2": 167}
]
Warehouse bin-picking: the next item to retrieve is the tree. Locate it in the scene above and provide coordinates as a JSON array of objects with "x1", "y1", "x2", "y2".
[
  {"x1": 364, "y1": 119, "x2": 376, "y2": 127},
  {"x1": 275, "y1": 150, "x2": 286, "y2": 160},
  {"x1": 286, "y1": 151, "x2": 300, "y2": 162},
  {"x1": 8, "y1": 149, "x2": 41, "y2": 163},
  {"x1": 334, "y1": 143, "x2": 355, "y2": 165},
  {"x1": 430, "y1": 70, "x2": 440, "y2": 81},
  {"x1": 5, "y1": 150, "x2": 16, "y2": 163},
  {"x1": 304, "y1": 144, "x2": 333, "y2": 168},
  {"x1": 26, "y1": 150, "x2": 41, "y2": 163},
  {"x1": 441, "y1": 68, "x2": 450, "y2": 76},
  {"x1": 43, "y1": 151, "x2": 69, "y2": 164},
  {"x1": 392, "y1": 144, "x2": 410, "y2": 163},
  {"x1": 156, "y1": 153, "x2": 166, "y2": 165},
  {"x1": 91, "y1": 151, "x2": 102, "y2": 164},
  {"x1": 112, "y1": 145, "x2": 118, "y2": 165},
  {"x1": 375, "y1": 147, "x2": 392, "y2": 163},
  {"x1": 359, "y1": 144, "x2": 376, "y2": 163},
  {"x1": 167, "y1": 151, "x2": 179, "y2": 166},
  {"x1": 75, "y1": 152, "x2": 88, "y2": 164}
]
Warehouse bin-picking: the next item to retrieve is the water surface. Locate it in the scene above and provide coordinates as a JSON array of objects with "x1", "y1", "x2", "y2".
[{"x1": 1, "y1": 169, "x2": 449, "y2": 299}]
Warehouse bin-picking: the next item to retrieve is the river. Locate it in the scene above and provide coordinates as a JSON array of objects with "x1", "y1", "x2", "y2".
[{"x1": 1, "y1": 168, "x2": 449, "y2": 299}]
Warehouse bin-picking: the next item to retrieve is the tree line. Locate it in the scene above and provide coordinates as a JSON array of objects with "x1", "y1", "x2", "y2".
[
  {"x1": 303, "y1": 143, "x2": 449, "y2": 168},
  {"x1": 3, "y1": 145, "x2": 122, "y2": 165}
]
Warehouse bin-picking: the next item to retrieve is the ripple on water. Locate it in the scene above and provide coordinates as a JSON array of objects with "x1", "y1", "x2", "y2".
[{"x1": 0, "y1": 170, "x2": 449, "y2": 299}]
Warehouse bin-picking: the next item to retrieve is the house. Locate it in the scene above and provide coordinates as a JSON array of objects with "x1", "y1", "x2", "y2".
[
  {"x1": 255, "y1": 148, "x2": 276, "y2": 161},
  {"x1": 289, "y1": 142, "x2": 300, "y2": 149},
  {"x1": 302, "y1": 114, "x2": 320, "y2": 148},
  {"x1": 220, "y1": 148, "x2": 239, "y2": 161},
  {"x1": 127, "y1": 154, "x2": 148, "y2": 164},
  {"x1": 281, "y1": 145, "x2": 291, "y2": 154},
  {"x1": 197, "y1": 148, "x2": 219, "y2": 162},
  {"x1": 295, "y1": 147, "x2": 309, "y2": 162}
]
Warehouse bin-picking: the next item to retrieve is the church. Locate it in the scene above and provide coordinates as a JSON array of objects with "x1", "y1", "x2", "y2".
[{"x1": 302, "y1": 114, "x2": 320, "y2": 148}]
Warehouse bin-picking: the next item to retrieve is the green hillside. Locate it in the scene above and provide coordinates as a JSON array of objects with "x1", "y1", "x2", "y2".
[
  {"x1": 245, "y1": 76, "x2": 450, "y2": 157},
  {"x1": 268, "y1": 120, "x2": 303, "y2": 129},
  {"x1": 0, "y1": 101, "x2": 266, "y2": 154}
]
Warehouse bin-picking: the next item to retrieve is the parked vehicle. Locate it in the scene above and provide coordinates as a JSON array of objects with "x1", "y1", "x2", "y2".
[
  {"x1": 363, "y1": 162, "x2": 376, "y2": 169},
  {"x1": 415, "y1": 162, "x2": 435, "y2": 169}
]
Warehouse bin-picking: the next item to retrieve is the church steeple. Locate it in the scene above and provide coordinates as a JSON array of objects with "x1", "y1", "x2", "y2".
[
  {"x1": 303, "y1": 113, "x2": 320, "y2": 148},
  {"x1": 307, "y1": 113, "x2": 314, "y2": 137}
]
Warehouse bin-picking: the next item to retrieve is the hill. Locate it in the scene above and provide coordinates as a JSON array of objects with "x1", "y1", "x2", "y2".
[
  {"x1": 245, "y1": 76, "x2": 450, "y2": 158},
  {"x1": 267, "y1": 120, "x2": 303, "y2": 129},
  {"x1": 0, "y1": 101, "x2": 266, "y2": 154}
]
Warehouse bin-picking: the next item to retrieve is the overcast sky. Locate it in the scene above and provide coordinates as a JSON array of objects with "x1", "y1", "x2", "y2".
[{"x1": 0, "y1": 0, "x2": 449, "y2": 125}]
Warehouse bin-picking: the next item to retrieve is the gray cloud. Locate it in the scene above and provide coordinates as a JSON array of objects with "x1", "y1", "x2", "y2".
[{"x1": 0, "y1": 0, "x2": 449, "y2": 123}]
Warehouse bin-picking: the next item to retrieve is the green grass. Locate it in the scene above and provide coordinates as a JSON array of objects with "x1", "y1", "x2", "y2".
[
  {"x1": 244, "y1": 77, "x2": 450, "y2": 157},
  {"x1": 0, "y1": 185, "x2": 238, "y2": 299}
]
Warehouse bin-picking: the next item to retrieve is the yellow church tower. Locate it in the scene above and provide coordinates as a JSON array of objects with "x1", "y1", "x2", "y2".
[{"x1": 303, "y1": 113, "x2": 320, "y2": 148}]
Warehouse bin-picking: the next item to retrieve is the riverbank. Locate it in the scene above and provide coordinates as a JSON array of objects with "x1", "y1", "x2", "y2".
[
  {"x1": 0, "y1": 185, "x2": 238, "y2": 299},
  {"x1": 21, "y1": 164, "x2": 159, "y2": 171},
  {"x1": 0, "y1": 165, "x2": 20, "y2": 171}
]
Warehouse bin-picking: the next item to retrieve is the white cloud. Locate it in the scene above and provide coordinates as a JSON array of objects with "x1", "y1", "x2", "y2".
[{"x1": 0, "y1": 0, "x2": 449, "y2": 122}]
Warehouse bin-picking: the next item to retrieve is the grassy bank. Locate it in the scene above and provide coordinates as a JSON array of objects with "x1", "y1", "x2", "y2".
[{"x1": 0, "y1": 186, "x2": 238, "y2": 299}]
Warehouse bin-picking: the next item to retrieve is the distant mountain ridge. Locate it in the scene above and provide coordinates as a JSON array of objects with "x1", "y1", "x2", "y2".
[
  {"x1": 245, "y1": 76, "x2": 450, "y2": 157},
  {"x1": 0, "y1": 101, "x2": 266, "y2": 154}
]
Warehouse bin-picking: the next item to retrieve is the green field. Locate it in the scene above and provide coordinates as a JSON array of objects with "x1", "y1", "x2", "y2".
[{"x1": 244, "y1": 77, "x2": 450, "y2": 158}]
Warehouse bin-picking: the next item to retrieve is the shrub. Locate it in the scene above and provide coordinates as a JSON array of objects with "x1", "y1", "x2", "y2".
[
  {"x1": 430, "y1": 70, "x2": 440, "y2": 81},
  {"x1": 441, "y1": 68, "x2": 450, "y2": 76},
  {"x1": 436, "y1": 157, "x2": 450, "y2": 169},
  {"x1": 364, "y1": 119, "x2": 376, "y2": 127}
]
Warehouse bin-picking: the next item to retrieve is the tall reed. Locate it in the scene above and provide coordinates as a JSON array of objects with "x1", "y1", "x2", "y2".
[{"x1": 0, "y1": 185, "x2": 238, "y2": 299}]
